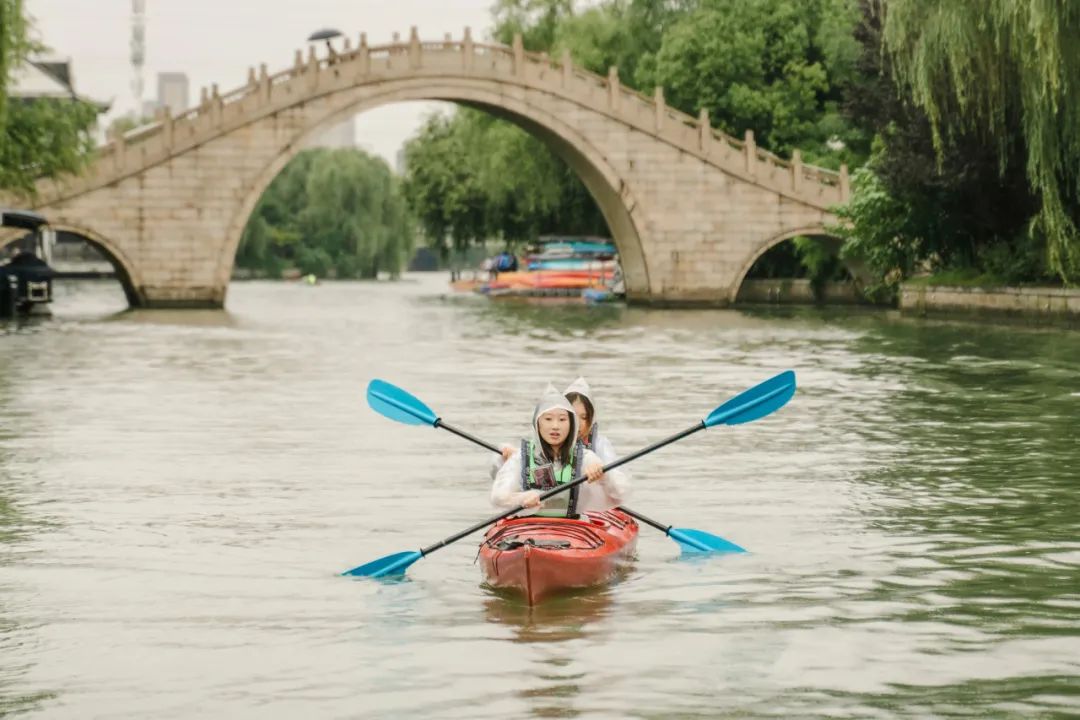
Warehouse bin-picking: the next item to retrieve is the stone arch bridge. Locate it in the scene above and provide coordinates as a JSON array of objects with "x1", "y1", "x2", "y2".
[{"x1": 3, "y1": 29, "x2": 849, "y2": 307}]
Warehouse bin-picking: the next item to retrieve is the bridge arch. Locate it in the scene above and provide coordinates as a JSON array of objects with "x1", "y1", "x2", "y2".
[
  {"x1": 216, "y1": 79, "x2": 651, "y2": 296},
  {"x1": 1, "y1": 220, "x2": 143, "y2": 307},
  {"x1": 730, "y1": 225, "x2": 852, "y2": 302}
]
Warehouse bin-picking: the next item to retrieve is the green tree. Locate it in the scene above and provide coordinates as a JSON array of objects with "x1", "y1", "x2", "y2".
[
  {"x1": 642, "y1": 0, "x2": 866, "y2": 167},
  {"x1": 0, "y1": 0, "x2": 99, "y2": 195},
  {"x1": 880, "y1": 0, "x2": 1080, "y2": 283},
  {"x1": 401, "y1": 109, "x2": 606, "y2": 254},
  {"x1": 0, "y1": 0, "x2": 30, "y2": 123},
  {"x1": 835, "y1": 0, "x2": 1055, "y2": 295},
  {"x1": 492, "y1": 0, "x2": 576, "y2": 50},
  {"x1": 401, "y1": 113, "x2": 492, "y2": 253},
  {"x1": 406, "y1": 0, "x2": 869, "y2": 266},
  {"x1": 237, "y1": 148, "x2": 414, "y2": 279}
]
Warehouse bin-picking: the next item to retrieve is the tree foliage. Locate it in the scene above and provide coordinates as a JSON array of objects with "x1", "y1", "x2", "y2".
[
  {"x1": 643, "y1": 0, "x2": 867, "y2": 167},
  {"x1": 835, "y1": 0, "x2": 1060, "y2": 293},
  {"x1": 401, "y1": 109, "x2": 606, "y2": 254},
  {"x1": 406, "y1": 0, "x2": 862, "y2": 253},
  {"x1": 237, "y1": 148, "x2": 414, "y2": 279},
  {"x1": 879, "y1": 0, "x2": 1080, "y2": 282},
  {"x1": 0, "y1": 0, "x2": 99, "y2": 196}
]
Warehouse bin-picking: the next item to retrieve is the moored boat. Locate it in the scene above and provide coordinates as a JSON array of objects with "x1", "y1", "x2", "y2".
[{"x1": 479, "y1": 509, "x2": 638, "y2": 605}]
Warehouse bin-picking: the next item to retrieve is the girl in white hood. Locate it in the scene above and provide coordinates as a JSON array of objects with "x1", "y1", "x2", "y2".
[
  {"x1": 563, "y1": 376, "x2": 620, "y2": 465},
  {"x1": 490, "y1": 384, "x2": 629, "y2": 516}
]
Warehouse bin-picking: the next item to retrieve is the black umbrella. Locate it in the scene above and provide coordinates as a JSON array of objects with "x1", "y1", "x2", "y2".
[
  {"x1": 307, "y1": 28, "x2": 343, "y2": 42},
  {"x1": 307, "y1": 28, "x2": 344, "y2": 58}
]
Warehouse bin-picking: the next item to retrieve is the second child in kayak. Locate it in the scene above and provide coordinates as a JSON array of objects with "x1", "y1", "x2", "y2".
[
  {"x1": 564, "y1": 376, "x2": 622, "y2": 466},
  {"x1": 491, "y1": 384, "x2": 629, "y2": 517}
]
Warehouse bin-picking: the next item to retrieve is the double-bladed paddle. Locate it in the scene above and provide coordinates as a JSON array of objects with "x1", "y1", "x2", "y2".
[
  {"x1": 361, "y1": 379, "x2": 751, "y2": 554},
  {"x1": 342, "y1": 371, "x2": 796, "y2": 577}
]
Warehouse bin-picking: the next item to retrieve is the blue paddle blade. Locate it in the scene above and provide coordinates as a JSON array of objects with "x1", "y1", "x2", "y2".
[
  {"x1": 341, "y1": 550, "x2": 423, "y2": 578},
  {"x1": 704, "y1": 370, "x2": 796, "y2": 428},
  {"x1": 669, "y1": 528, "x2": 747, "y2": 554},
  {"x1": 367, "y1": 380, "x2": 439, "y2": 427}
]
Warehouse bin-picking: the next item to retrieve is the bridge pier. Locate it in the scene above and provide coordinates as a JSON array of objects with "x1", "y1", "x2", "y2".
[{"x1": 137, "y1": 286, "x2": 226, "y2": 309}]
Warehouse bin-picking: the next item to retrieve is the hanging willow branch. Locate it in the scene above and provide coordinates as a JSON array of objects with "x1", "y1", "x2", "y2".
[
  {"x1": 880, "y1": 0, "x2": 1080, "y2": 283},
  {"x1": 0, "y1": 0, "x2": 31, "y2": 124}
]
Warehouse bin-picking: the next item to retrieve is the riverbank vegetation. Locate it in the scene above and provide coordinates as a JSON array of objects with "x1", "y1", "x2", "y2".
[
  {"x1": 235, "y1": 148, "x2": 414, "y2": 279},
  {"x1": 403, "y1": 0, "x2": 1080, "y2": 298}
]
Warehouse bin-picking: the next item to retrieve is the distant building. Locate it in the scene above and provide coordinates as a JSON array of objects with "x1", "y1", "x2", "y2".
[
  {"x1": 395, "y1": 147, "x2": 407, "y2": 175},
  {"x1": 157, "y1": 72, "x2": 189, "y2": 115},
  {"x1": 138, "y1": 73, "x2": 189, "y2": 118},
  {"x1": 8, "y1": 57, "x2": 109, "y2": 111}
]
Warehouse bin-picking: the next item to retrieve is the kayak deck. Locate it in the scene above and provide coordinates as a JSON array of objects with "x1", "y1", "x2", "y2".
[{"x1": 479, "y1": 509, "x2": 638, "y2": 605}]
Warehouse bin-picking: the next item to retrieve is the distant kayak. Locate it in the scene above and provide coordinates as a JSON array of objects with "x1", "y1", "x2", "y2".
[
  {"x1": 479, "y1": 509, "x2": 638, "y2": 605},
  {"x1": 527, "y1": 258, "x2": 616, "y2": 271},
  {"x1": 531, "y1": 241, "x2": 617, "y2": 258},
  {"x1": 480, "y1": 269, "x2": 615, "y2": 292}
]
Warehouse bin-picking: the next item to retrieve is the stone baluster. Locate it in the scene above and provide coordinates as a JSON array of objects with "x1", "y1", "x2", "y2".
[
  {"x1": 654, "y1": 86, "x2": 665, "y2": 133},
  {"x1": 409, "y1": 26, "x2": 421, "y2": 69},
  {"x1": 840, "y1": 164, "x2": 850, "y2": 201},
  {"x1": 358, "y1": 33, "x2": 369, "y2": 75},
  {"x1": 211, "y1": 84, "x2": 223, "y2": 126},
  {"x1": 561, "y1": 49, "x2": 572, "y2": 87},
  {"x1": 607, "y1": 67, "x2": 620, "y2": 111},
  {"x1": 157, "y1": 106, "x2": 174, "y2": 150},
  {"x1": 512, "y1": 33, "x2": 524, "y2": 77},
  {"x1": 698, "y1": 108, "x2": 711, "y2": 153},
  {"x1": 112, "y1": 132, "x2": 127, "y2": 174},
  {"x1": 744, "y1": 130, "x2": 757, "y2": 176},
  {"x1": 259, "y1": 63, "x2": 270, "y2": 103},
  {"x1": 463, "y1": 27, "x2": 474, "y2": 71},
  {"x1": 307, "y1": 46, "x2": 319, "y2": 90},
  {"x1": 791, "y1": 149, "x2": 803, "y2": 193}
]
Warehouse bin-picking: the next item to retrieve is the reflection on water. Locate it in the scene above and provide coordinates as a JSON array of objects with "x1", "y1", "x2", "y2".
[
  {"x1": 483, "y1": 588, "x2": 615, "y2": 643},
  {"x1": 1, "y1": 276, "x2": 1078, "y2": 718}
]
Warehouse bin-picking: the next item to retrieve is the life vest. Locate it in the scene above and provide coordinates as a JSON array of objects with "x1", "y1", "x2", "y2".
[
  {"x1": 584, "y1": 423, "x2": 599, "y2": 449},
  {"x1": 520, "y1": 438, "x2": 585, "y2": 518}
]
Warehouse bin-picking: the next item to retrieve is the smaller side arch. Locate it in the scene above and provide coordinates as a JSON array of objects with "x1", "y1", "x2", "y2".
[
  {"x1": 0, "y1": 220, "x2": 145, "y2": 308},
  {"x1": 729, "y1": 225, "x2": 852, "y2": 303}
]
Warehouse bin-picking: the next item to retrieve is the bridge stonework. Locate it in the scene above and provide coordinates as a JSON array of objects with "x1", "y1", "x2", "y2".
[{"x1": 7, "y1": 30, "x2": 849, "y2": 307}]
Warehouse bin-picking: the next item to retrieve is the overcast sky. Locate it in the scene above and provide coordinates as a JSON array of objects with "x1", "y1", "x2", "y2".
[{"x1": 26, "y1": 0, "x2": 497, "y2": 166}]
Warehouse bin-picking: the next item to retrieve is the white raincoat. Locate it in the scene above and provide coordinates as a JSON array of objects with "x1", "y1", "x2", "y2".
[
  {"x1": 490, "y1": 384, "x2": 629, "y2": 515},
  {"x1": 488, "y1": 377, "x2": 624, "y2": 478}
]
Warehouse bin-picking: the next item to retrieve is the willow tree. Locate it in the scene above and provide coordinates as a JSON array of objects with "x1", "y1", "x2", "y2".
[{"x1": 881, "y1": 0, "x2": 1080, "y2": 283}]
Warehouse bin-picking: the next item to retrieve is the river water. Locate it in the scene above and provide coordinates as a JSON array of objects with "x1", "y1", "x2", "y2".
[{"x1": 1, "y1": 275, "x2": 1077, "y2": 718}]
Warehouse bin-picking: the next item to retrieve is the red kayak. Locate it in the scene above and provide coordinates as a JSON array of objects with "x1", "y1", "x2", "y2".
[{"x1": 479, "y1": 509, "x2": 638, "y2": 605}]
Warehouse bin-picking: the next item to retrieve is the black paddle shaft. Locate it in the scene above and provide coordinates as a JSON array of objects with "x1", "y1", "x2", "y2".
[
  {"x1": 434, "y1": 420, "x2": 502, "y2": 454},
  {"x1": 616, "y1": 507, "x2": 672, "y2": 535},
  {"x1": 417, "y1": 420, "x2": 707, "y2": 556}
]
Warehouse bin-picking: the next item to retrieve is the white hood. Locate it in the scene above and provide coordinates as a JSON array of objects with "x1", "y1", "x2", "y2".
[
  {"x1": 530, "y1": 383, "x2": 578, "y2": 460},
  {"x1": 564, "y1": 376, "x2": 599, "y2": 436}
]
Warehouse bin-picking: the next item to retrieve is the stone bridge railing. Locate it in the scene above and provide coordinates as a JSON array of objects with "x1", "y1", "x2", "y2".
[{"x1": 24, "y1": 28, "x2": 849, "y2": 211}]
